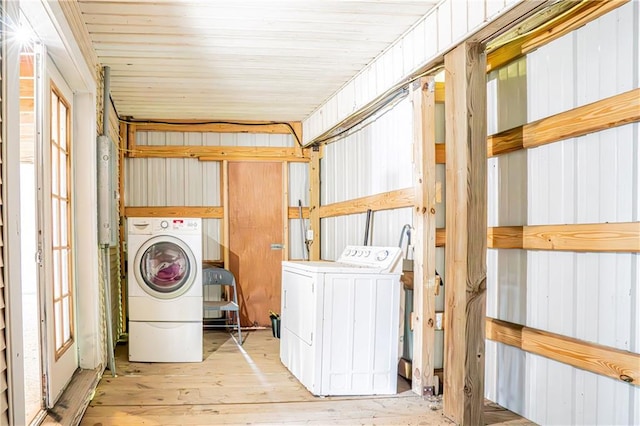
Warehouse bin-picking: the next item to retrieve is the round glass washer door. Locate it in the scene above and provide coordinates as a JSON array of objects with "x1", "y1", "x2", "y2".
[{"x1": 133, "y1": 235, "x2": 197, "y2": 299}]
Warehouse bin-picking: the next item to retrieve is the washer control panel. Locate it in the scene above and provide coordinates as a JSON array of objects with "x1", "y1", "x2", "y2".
[{"x1": 337, "y1": 245, "x2": 403, "y2": 272}]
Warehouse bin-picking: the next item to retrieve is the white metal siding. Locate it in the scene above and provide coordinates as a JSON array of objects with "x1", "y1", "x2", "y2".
[
  {"x1": 320, "y1": 97, "x2": 413, "y2": 258},
  {"x1": 289, "y1": 162, "x2": 310, "y2": 260},
  {"x1": 125, "y1": 131, "x2": 299, "y2": 262},
  {"x1": 485, "y1": 2, "x2": 640, "y2": 424},
  {"x1": 487, "y1": 57, "x2": 527, "y2": 135},
  {"x1": 303, "y1": 0, "x2": 535, "y2": 143},
  {"x1": 319, "y1": 84, "x2": 447, "y2": 368},
  {"x1": 321, "y1": 97, "x2": 412, "y2": 206}
]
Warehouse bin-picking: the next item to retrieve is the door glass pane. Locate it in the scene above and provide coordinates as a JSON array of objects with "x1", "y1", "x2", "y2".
[
  {"x1": 59, "y1": 103, "x2": 67, "y2": 150},
  {"x1": 51, "y1": 145, "x2": 59, "y2": 195},
  {"x1": 60, "y1": 203, "x2": 67, "y2": 246},
  {"x1": 50, "y1": 93, "x2": 58, "y2": 144},
  {"x1": 61, "y1": 250, "x2": 69, "y2": 295},
  {"x1": 59, "y1": 150, "x2": 67, "y2": 195},
  {"x1": 140, "y1": 242, "x2": 190, "y2": 293},
  {"x1": 53, "y1": 250, "x2": 60, "y2": 299},
  {"x1": 52, "y1": 198, "x2": 59, "y2": 246}
]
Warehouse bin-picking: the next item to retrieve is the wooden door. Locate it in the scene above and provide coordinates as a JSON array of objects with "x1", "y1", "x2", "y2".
[{"x1": 229, "y1": 162, "x2": 283, "y2": 327}]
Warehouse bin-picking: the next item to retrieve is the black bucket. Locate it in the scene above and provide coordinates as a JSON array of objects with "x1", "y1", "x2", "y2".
[{"x1": 271, "y1": 316, "x2": 281, "y2": 338}]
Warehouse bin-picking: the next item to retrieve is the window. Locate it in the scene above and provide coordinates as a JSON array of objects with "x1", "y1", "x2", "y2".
[{"x1": 50, "y1": 84, "x2": 73, "y2": 358}]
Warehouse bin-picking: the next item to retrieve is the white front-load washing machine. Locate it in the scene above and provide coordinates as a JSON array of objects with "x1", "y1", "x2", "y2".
[{"x1": 127, "y1": 217, "x2": 203, "y2": 362}]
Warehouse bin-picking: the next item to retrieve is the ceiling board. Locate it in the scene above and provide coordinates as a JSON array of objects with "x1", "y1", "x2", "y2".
[{"x1": 77, "y1": 0, "x2": 439, "y2": 121}]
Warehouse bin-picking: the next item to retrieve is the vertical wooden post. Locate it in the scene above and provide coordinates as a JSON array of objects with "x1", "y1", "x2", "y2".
[
  {"x1": 118, "y1": 121, "x2": 127, "y2": 319},
  {"x1": 308, "y1": 147, "x2": 322, "y2": 260},
  {"x1": 290, "y1": 121, "x2": 304, "y2": 157},
  {"x1": 282, "y1": 162, "x2": 290, "y2": 261},
  {"x1": 411, "y1": 76, "x2": 438, "y2": 396},
  {"x1": 127, "y1": 123, "x2": 136, "y2": 151},
  {"x1": 222, "y1": 160, "x2": 230, "y2": 268},
  {"x1": 443, "y1": 42, "x2": 487, "y2": 425}
]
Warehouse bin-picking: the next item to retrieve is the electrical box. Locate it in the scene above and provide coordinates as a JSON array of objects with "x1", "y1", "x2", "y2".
[{"x1": 97, "y1": 135, "x2": 118, "y2": 246}]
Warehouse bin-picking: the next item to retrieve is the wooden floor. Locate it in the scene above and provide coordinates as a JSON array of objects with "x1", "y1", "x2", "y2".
[{"x1": 81, "y1": 330, "x2": 534, "y2": 425}]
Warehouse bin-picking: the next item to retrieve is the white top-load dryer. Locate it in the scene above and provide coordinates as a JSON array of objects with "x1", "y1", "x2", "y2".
[
  {"x1": 280, "y1": 245, "x2": 403, "y2": 396},
  {"x1": 127, "y1": 217, "x2": 203, "y2": 362}
]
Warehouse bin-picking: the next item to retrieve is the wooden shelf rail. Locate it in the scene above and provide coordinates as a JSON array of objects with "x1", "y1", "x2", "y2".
[
  {"x1": 125, "y1": 207, "x2": 224, "y2": 219},
  {"x1": 488, "y1": 88, "x2": 640, "y2": 157},
  {"x1": 287, "y1": 207, "x2": 309, "y2": 219},
  {"x1": 488, "y1": 222, "x2": 640, "y2": 252},
  {"x1": 125, "y1": 206, "x2": 313, "y2": 220},
  {"x1": 126, "y1": 145, "x2": 309, "y2": 162},
  {"x1": 487, "y1": 0, "x2": 629, "y2": 73},
  {"x1": 486, "y1": 318, "x2": 640, "y2": 386},
  {"x1": 318, "y1": 188, "x2": 415, "y2": 219}
]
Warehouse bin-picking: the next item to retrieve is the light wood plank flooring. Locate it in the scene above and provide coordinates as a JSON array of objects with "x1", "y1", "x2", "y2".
[{"x1": 81, "y1": 330, "x2": 533, "y2": 425}]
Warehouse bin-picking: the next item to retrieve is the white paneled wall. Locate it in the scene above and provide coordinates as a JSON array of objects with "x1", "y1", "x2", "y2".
[
  {"x1": 485, "y1": 2, "x2": 640, "y2": 424},
  {"x1": 303, "y1": 0, "x2": 532, "y2": 143},
  {"x1": 527, "y1": 2, "x2": 637, "y2": 122},
  {"x1": 525, "y1": 354, "x2": 639, "y2": 426},
  {"x1": 289, "y1": 162, "x2": 310, "y2": 260},
  {"x1": 321, "y1": 97, "x2": 412, "y2": 206},
  {"x1": 487, "y1": 57, "x2": 527, "y2": 135},
  {"x1": 137, "y1": 131, "x2": 295, "y2": 148},
  {"x1": 125, "y1": 131, "x2": 305, "y2": 262},
  {"x1": 319, "y1": 82, "x2": 447, "y2": 369},
  {"x1": 320, "y1": 97, "x2": 413, "y2": 258}
]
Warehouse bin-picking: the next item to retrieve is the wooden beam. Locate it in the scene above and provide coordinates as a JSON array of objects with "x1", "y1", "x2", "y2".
[
  {"x1": 127, "y1": 123, "x2": 136, "y2": 151},
  {"x1": 487, "y1": 127, "x2": 523, "y2": 157},
  {"x1": 222, "y1": 161, "x2": 230, "y2": 268},
  {"x1": 444, "y1": 42, "x2": 487, "y2": 426},
  {"x1": 118, "y1": 121, "x2": 127, "y2": 253},
  {"x1": 488, "y1": 223, "x2": 640, "y2": 252},
  {"x1": 283, "y1": 163, "x2": 290, "y2": 261},
  {"x1": 523, "y1": 88, "x2": 640, "y2": 149},
  {"x1": 318, "y1": 188, "x2": 414, "y2": 219},
  {"x1": 133, "y1": 121, "x2": 297, "y2": 135},
  {"x1": 287, "y1": 207, "x2": 310, "y2": 219},
  {"x1": 485, "y1": 318, "x2": 522, "y2": 348},
  {"x1": 411, "y1": 76, "x2": 437, "y2": 396},
  {"x1": 289, "y1": 121, "x2": 304, "y2": 149},
  {"x1": 486, "y1": 318, "x2": 640, "y2": 386},
  {"x1": 309, "y1": 148, "x2": 322, "y2": 260},
  {"x1": 523, "y1": 222, "x2": 640, "y2": 252},
  {"x1": 435, "y1": 82, "x2": 445, "y2": 103},
  {"x1": 435, "y1": 144, "x2": 446, "y2": 164},
  {"x1": 126, "y1": 145, "x2": 309, "y2": 162},
  {"x1": 487, "y1": 226, "x2": 523, "y2": 249},
  {"x1": 124, "y1": 206, "x2": 223, "y2": 219},
  {"x1": 519, "y1": 0, "x2": 630, "y2": 56},
  {"x1": 436, "y1": 228, "x2": 446, "y2": 247},
  {"x1": 119, "y1": 121, "x2": 127, "y2": 321},
  {"x1": 487, "y1": 0, "x2": 629, "y2": 72},
  {"x1": 488, "y1": 89, "x2": 640, "y2": 157}
]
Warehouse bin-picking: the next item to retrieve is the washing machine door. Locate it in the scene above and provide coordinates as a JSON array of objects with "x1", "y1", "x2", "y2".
[{"x1": 134, "y1": 235, "x2": 197, "y2": 299}]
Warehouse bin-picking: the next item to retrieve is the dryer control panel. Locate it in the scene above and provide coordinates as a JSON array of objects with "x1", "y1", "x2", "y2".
[{"x1": 337, "y1": 245, "x2": 403, "y2": 272}]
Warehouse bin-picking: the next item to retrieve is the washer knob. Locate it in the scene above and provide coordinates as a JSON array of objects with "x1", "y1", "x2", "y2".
[
  {"x1": 376, "y1": 249, "x2": 389, "y2": 261},
  {"x1": 160, "y1": 220, "x2": 169, "y2": 229}
]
